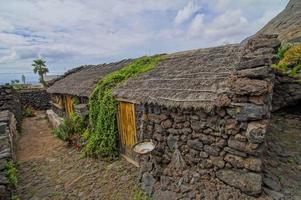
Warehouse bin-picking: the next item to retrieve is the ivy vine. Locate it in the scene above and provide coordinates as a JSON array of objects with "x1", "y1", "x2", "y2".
[{"x1": 84, "y1": 55, "x2": 165, "y2": 158}]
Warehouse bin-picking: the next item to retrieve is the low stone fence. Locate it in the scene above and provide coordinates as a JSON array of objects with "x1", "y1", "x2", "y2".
[
  {"x1": 0, "y1": 110, "x2": 18, "y2": 199},
  {"x1": 0, "y1": 86, "x2": 22, "y2": 129},
  {"x1": 19, "y1": 89, "x2": 51, "y2": 110}
]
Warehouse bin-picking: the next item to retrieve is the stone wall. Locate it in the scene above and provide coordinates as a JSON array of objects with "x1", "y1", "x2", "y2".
[
  {"x1": 272, "y1": 74, "x2": 301, "y2": 111},
  {"x1": 19, "y1": 89, "x2": 51, "y2": 110},
  {"x1": 0, "y1": 110, "x2": 18, "y2": 199},
  {"x1": 136, "y1": 35, "x2": 280, "y2": 199},
  {"x1": 0, "y1": 86, "x2": 22, "y2": 129}
]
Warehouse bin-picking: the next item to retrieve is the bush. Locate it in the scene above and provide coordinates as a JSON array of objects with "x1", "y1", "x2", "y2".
[
  {"x1": 23, "y1": 107, "x2": 35, "y2": 117},
  {"x1": 273, "y1": 44, "x2": 301, "y2": 78},
  {"x1": 53, "y1": 113, "x2": 86, "y2": 142},
  {"x1": 5, "y1": 160, "x2": 18, "y2": 187},
  {"x1": 85, "y1": 55, "x2": 165, "y2": 158},
  {"x1": 277, "y1": 43, "x2": 292, "y2": 60},
  {"x1": 132, "y1": 188, "x2": 152, "y2": 200}
]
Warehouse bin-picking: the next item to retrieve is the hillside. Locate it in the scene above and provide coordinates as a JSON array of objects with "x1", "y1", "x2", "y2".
[{"x1": 257, "y1": 0, "x2": 301, "y2": 43}]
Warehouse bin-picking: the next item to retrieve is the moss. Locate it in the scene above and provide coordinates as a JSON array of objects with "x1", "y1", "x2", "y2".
[{"x1": 84, "y1": 55, "x2": 165, "y2": 158}]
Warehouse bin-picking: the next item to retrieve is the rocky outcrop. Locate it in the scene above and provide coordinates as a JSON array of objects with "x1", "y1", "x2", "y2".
[
  {"x1": 272, "y1": 74, "x2": 301, "y2": 111},
  {"x1": 256, "y1": 0, "x2": 301, "y2": 43}
]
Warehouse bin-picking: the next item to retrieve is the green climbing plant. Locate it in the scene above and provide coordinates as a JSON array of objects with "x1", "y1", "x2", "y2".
[{"x1": 84, "y1": 55, "x2": 165, "y2": 158}]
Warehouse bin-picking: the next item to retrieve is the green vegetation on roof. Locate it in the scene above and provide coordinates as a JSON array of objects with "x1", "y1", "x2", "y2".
[
  {"x1": 84, "y1": 55, "x2": 165, "y2": 158},
  {"x1": 272, "y1": 43, "x2": 301, "y2": 78}
]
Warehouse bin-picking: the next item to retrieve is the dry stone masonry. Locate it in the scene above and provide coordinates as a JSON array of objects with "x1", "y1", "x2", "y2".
[
  {"x1": 19, "y1": 89, "x2": 51, "y2": 110},
  {"x1": 137, "y1": 35, "x2": 281, "y2": 199},
  {"x1": 0, "y1": 110, "x2": 18, "y2": 199},
  {"x1": 0, "y1": 86, "x2": 22, "y2": 129}
]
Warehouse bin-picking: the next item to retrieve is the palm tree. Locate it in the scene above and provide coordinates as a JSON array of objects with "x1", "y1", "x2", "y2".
[{"x1": 32, "y1": 58, "x2": 49, "y2": 87}]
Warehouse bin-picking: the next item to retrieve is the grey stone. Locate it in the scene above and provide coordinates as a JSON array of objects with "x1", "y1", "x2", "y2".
[
  {"x1": 228, "y1": 137, "x2": 247, "y2": 152},
  {"x1": 191, "y1": 120, "x2": 206, "y2": 131},
  {"x1": 227, "y1": 103, "x2": 268, "y2": 121},
  {"x1": 210, "y1": 156, "x2": 225, "y2": 169},
  {"x1": 246, "y1": 122, "x2": 266, "y2": 144},
  {"x1": 199, "y1": 151, "x2": 208, "y2": 158},
  {"x1": 187, "y1": 139, "x2": 203, "y2": 151},
  {"x1": 167, "y1": 128, "x2": 179, "y2": 135},
  {"x1": 216, "y1": 169, "x2": 262, "y2": 195},
  {"x1": 141, "y1": 173, "x2": 156, "y2": 195},
  {"x1": 199, "y1": 134, "x2": 215, "y2": 145},
  {"x1": 237, "y1": 66, "x2": 270, "y2": 78},
  {"x1": 263, "y1": 187, "x2": 284, "y2": 200},
  {"x1": 204, "y1": 145, "x2": 219, "y2": 156},
  {"x1": 148, "y1": 114, "x2": 168, "y2": 123},
  {"x1": 0, "y1": 123, "x2": 6, "y2": 135},
  {"x1": 263, "y1": 177, "x2": 281, "y2": 192},
  {"x1": 168, "y1": 149, "x2": 187, "y2": 171},
  {"x1": 236, "y1": 57, "x2": 271, "y2": 70},
  {"x1": 74, "y1": 104, "x2": 88, "y2": 117},
  {"x1": 153, "y1": 190, "x2": 179, "y2": 200},
  {"x1": 161, "y1": 119, "x2": 172, "y2": 129},
  {"x1": 167, "y1": 135, "x2": 178, "y2": 150},
  {"x1": 154, "y1": 124, "x2": 163, "y2": 133},
  {"x1": 0, "y1": 152, "x2": 11, "y2": 160}
]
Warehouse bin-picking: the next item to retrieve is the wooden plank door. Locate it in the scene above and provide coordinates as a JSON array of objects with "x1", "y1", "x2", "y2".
[
  {"x1": 117, "y1": 102, "x2": 138, "y2": 165},
  {"x1": 64, "y1": 95, "x2": 74, "y2": 117}
]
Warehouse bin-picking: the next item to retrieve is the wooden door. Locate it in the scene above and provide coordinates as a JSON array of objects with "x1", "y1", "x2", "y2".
[
  {"x1": 64, "y1": 95, "x2": 74, "y2": 117},
  {"x1": 117, "y1": 102, "x2": 138, "y2": 165}
]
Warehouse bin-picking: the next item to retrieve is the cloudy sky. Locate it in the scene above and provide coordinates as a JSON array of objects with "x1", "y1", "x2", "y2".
[{"x1": 0, "y1": 0, "x2": 288, "y2": 83}]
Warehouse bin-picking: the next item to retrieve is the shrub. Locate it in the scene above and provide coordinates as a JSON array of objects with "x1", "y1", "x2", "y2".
[
  {"x1": 85, "y1": 55, "x2": 164, "y2": 158},
  {"x1": 53, "y1": 113, "x2": 86, "y2": 142},
  {"x1": 72, "y1": 97, "x2": 80, "y2": 105},
  {"x1": 273, "y1": 44, "x2": 301, "y2": 78},
  {"x1": 279, "y1": 44, "x2": 301, "y2": 66},
  {"x1": 277, "y1": 43, "x2": 292, "y2": 60},
  {"x1": 5, "y1": 160, "x2": 18, "y2": 187},
  {"x1": 23, "y1": 106, "x2": 35, "y2": 117},
  {"x1": 132, "y1": 188, "x2": 152, "y2": 200}
]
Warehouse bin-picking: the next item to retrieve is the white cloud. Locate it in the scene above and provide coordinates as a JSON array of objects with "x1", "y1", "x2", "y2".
[
  {"x1": 0, "y1": 33, "x2": 28, "y2": 45},
  {"x1": 204, "y1": 10, "x2": 249, "y2": 40},
  {"x1": 0, "y1": 0, "x2": 289, "y2": 82},
  {"x1": 174, "y1": 1, "x2": 201, "y2": 26},
  {"x1": 187, "y1": 14, "x2": 205, "y2": 38}
]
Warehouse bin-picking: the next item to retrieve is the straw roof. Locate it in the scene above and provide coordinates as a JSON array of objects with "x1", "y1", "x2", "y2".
[
  {"x1": 113, "y1": 45, "x2": 243, "y2": 109},
  {"x1": 47, "y1": 59, "x2": 132, "y2": 97}
]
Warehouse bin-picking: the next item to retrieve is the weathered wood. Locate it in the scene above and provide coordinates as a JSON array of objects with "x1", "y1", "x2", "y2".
[{"x1": 117, "y1": 102, "x2": 137, "y2": 161}]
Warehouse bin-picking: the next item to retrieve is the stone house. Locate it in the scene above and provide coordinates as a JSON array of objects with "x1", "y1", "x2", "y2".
[
  {"x1": 112, "y1": 35, "x2": 281, "y2": 198},
  {"x1": 47, "y1": 60, "x2": 131, "y2": 119}
]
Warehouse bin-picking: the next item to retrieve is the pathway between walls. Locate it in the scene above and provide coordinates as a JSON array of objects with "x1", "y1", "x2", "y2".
[{"x1": 15, "y1": 111, "x2": 139, "y2": 200}]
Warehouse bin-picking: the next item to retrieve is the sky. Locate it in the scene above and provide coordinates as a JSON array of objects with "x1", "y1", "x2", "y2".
[{"x1": 0, "y1": 0, "x2": 289, "y2": 84}]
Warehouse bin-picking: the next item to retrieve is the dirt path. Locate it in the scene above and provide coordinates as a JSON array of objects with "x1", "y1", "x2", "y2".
[{"x1": 16, "y1": 111, "x2": 140, "y2": 200}]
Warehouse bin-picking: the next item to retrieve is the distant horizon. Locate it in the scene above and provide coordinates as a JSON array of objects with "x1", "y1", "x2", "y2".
[{"x1": 0, "y1": 71, "x2": 62, "y2": 85}]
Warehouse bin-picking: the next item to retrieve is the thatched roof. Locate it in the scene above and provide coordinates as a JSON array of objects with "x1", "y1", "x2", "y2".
[
  {"x1": 47, "y1": 59, "x2": 132, "y2": 97},
  {"x1": 257, "y1": 0, "x2": 301, "y2": 43},
  {"x1": 113, "y1": 45, "x2": 243, "y2": 109}
]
